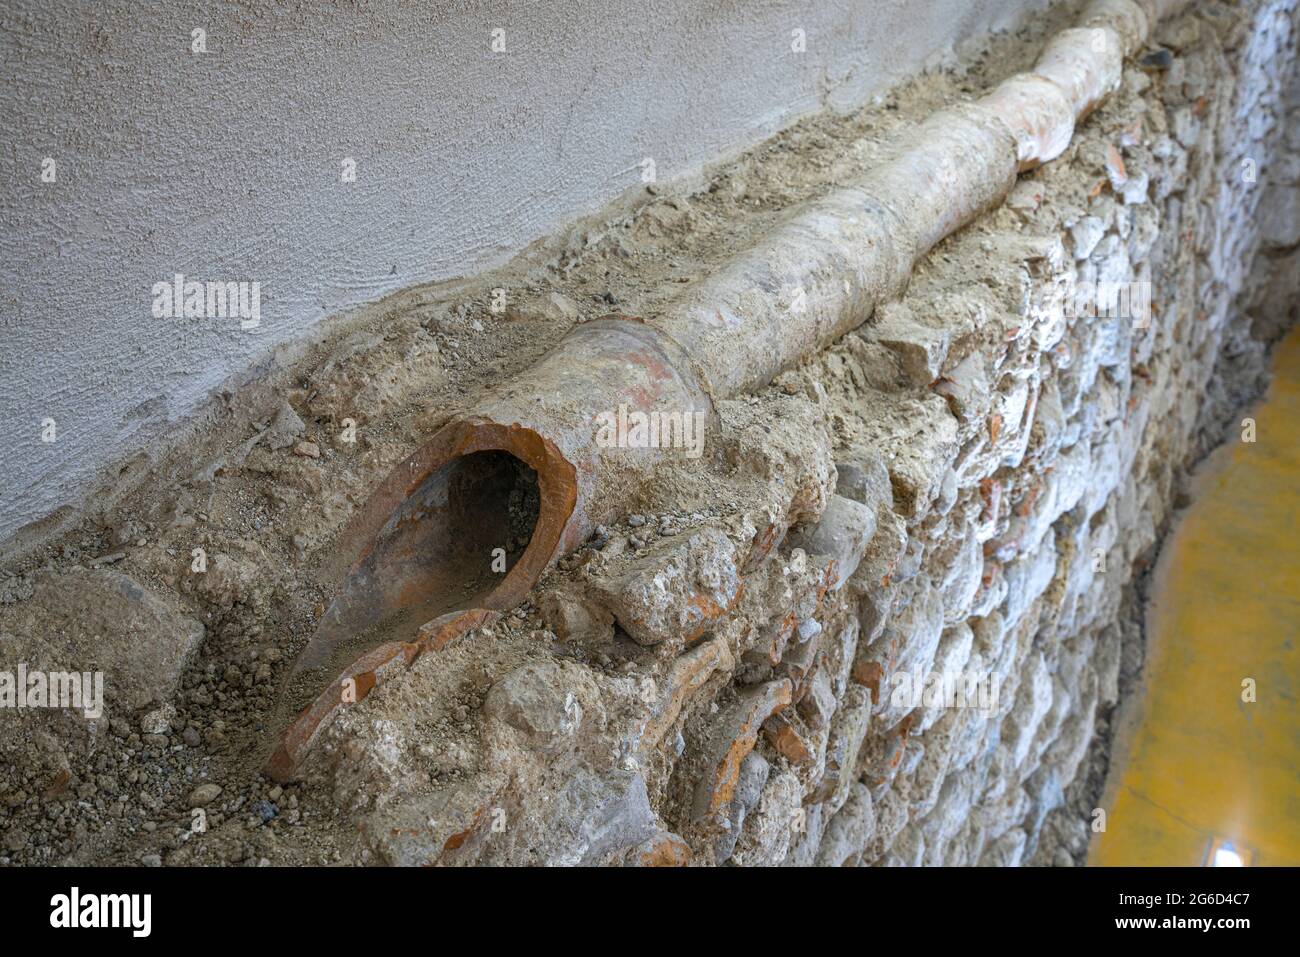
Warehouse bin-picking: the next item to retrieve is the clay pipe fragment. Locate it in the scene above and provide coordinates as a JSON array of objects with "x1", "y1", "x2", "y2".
[
  {"x1": 291, "y1": 0, "x2": 1177, "y2": 685},
  {"x1": 265, "y1": 317, "x2": 712, "y2": 778},
  {"x1": 644, "y1": 0, "x2": 1177, "y2": 398}
]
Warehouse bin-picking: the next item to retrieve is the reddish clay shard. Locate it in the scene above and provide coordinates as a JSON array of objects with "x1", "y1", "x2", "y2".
[
  {"x1": 851, "y1": 660, "x2": 885, "y2": 704},
  {"x1": 417, "y1": 608, "x2": 498, "y2": 654},
  {"x1": 628, "y1": 831, "x2": 693, "y2": 867},
  {"x1": 266, "y1": 608, "x2": 496, "y2": 782},
  {"x1": 266, "y1": 639, "x2": 418, "y2": 784},
  {"x1": 693, "y1": 679, "x2": 793, "y2": 820},
  {"x1": 763, "y1": 712, "x2": 814, "y2": 765},
  {"x1": 640, "y1": 636, "x2": 732, "y2": 755},
  {"x1": 683, "y1": 582, "x2": 744, "y2": 643},
  {"x1": 744, "y1": 520, "x2": 789, "y2": 573}
]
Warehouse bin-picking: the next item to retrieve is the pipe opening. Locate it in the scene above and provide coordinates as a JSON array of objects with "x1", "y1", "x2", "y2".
[
  {"x1": 371, "y1": 449, "x2": 541, "y2": 628},
  {"x1": 287, "y1": 444, "x2": 548, "y2": 690}
]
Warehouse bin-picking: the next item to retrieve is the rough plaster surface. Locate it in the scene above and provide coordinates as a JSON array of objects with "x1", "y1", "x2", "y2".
[{"x1": 0, "y1": 0, "x2": 1044, "y2": 547}]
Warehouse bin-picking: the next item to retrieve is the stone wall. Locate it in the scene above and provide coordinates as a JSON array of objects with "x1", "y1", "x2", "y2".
[{"x1": 289, "y1": 0, "x2": 1297, "y2": 867}]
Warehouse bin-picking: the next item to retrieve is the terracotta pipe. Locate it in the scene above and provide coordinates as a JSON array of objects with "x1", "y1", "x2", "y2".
[
  {"x1": 266, "y1": 318, "x2": 712, "y2": 780},
  {"x1": 291, "y1": 316, "x2": 710, "y2": 677},
  {"x1": 653, "y1": 0, "x2": 1179, "y2": 398},
  {"x1": 267, "y1": 0, "x2": 1182, "y2": 780}
]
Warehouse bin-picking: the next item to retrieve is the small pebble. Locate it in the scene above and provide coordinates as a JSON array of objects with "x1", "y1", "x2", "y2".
[
  {"x1": 188, "y1": 783, "x2": 223, "y2": 808},
  {"x1": 796, "y1": 619, "x2": 823, "y2": 643}
]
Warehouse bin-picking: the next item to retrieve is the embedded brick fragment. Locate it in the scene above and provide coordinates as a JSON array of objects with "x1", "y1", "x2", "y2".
[
  {"x1": 640, "y1": 636, "x2": 733, "y2": 753},
  {"x1": 692, "y1": 679, "x2": 792, "y2": 820},
  {"x1": 851, "y1": 660, "x2": 884, "y2": 704},
  {"x1": 626, "y1": 830, "x2": 693, "y2": 867},
  {"x1": 762, "y1": 712, "x2": 814, "y2": 765},
  {"x1": 416, "y1": 608, "x2": 499, "y2": 653},
  {"x1": 744, "y1": 519, "x2": 789, "y2": 572},
  {"x1": 860, "y1": 713, "x2": 916, "y2": 795}
]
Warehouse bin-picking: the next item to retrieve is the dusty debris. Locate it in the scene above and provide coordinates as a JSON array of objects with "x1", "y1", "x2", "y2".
[{"x1": 0, "y1": 567, "x2": 204, "y2": 718}]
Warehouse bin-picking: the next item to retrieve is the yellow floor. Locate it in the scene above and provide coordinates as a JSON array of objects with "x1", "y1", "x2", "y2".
[{"x1": 1090, "y1": 325, "x2": 1300, "y2": 867}]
